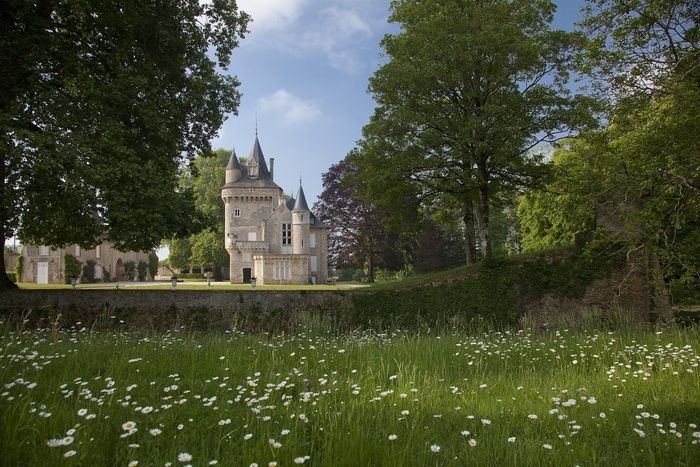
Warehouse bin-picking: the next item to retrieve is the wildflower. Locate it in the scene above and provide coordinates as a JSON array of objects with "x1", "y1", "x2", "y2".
[
  {"x1": 528, "y1": 414, "x2": 538, "y2": 420},
  {"x1": 149, "y1": 429, "x2": 162, "y2": 436},
  {"x1": 64, "y1": 450, "x2": 77, "y2": 458},
  {"x1": 293, "y1": 456, "x2": 310, "y2": 464},
  {"x1": 77, "y1": 409, "x2": 88, "y2": 417},
  {"x1": 599, "y1": 412, "x2": 606, "y2": 418},
  {"x1": 542, "y1": 444, "x2": 552, "y2": 450},
  {"x1": 177, "y1": 453, "x2": 193, "y2": 463},
  {"x1": 460, "y1": 431, "x2": 470, "y2": 437},
  {"x1": 430, "y1": 444, "x2": 441, "y2": 452},
  {"x1": 244, "y1": 434, "x2": 253, "y2": 440},
  {"x1": 141, "y1": 406, "x2": 153, "y2": 414},
  {"x1": 128, "y1": 462, "x2": 138, "y2": 467},
  {"x1": 209, "y1": 462, "x2": 218, "y2": 465},
  {"x1": 633, "y1": 428, "x2": 646, "y2": 438},
  {"x1": 269, "y1": 439, "x2": 282, "y2": 448},
  {"x1": 47, "y1": 439, "x2": 63, "y2": 447},
  {"x1": 122, "y1": 421, "x2": 137, "y2": 431},
  {"x1": 388, "y1": 434, "x2": 398, "y2": 441},
  {"x1": 62, "y1": 436, "x2": 74, "y2": 446},
  {"x1": 401, "y1": 410, "x2": 410, "y2": 416},
  {"x1": 507, "y1": 437, "x2": 516, "y2": 443},
  {"x1": 268, "y1": 463, "x2": 277, "y2": 467},
  {"x1": 281, "y1": 429, "x2": 290, "y2": 436},
  {"x1": 129, "y1": 444, "x2": 139, "y2": 449},
  {"x1": 468, "y1": 439, "x2": 477, "y2": 447},
  {"x1": 481, "y1": 419, "x2": 491, "y2": 425}
]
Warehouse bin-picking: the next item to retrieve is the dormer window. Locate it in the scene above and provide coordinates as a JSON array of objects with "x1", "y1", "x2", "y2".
[{"x1": 249, "y1": 164, "x2": 259, "y2": 179}]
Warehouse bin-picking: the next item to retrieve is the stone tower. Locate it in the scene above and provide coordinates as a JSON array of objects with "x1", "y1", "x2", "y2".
[{"x1": 292, "y1": 182, "x2": 311, "y2": 256}]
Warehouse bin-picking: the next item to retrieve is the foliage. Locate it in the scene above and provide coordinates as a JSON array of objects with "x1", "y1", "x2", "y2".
[
  {"x1": 6, "y1": 272, "x2": 16, "y2": 283},
  {"x1": 137, "y1": 261, "x2": 148, "y2": 282},
  {"x1": 517, "y1": 139, "x2": 598, "y2": 252},
  {"x1": 352, "y1": 243, "x2": 624, "y2": 330},
  {"x1": 189, "y1": 229, "x2": 228, "y2": 281},
  {"x1": 579, "y1": 0, "x2": 698, "y2": 99},
  {"x1": 63, "y1": 254, "x2": 83, "y2": 284},
  {"x1": 0, "y1": 0, "x2": 249, "y2": 289},
  {"x1": 148, "y1": 252, "x2": 159, "y2": 280},
  {"x1": 168, "y1": 238, "x2": 192, "y2": 271},
  {"x1": 358, "y1": 0, "x2": 596, "y2": 263},
  {"x1": 123, "y1": 261, "x2": 136, "y2": 281},
  {"x1": 14, "y1": 255, "x2": 23, "y2": 282},
  {"x1": 314, "y1": 155, "x2": 401, "y2": 282},
  {"x1": 80, "y1": 260, "x2": 96, "y2": 284}
]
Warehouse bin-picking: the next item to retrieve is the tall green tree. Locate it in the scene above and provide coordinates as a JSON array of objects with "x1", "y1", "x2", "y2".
[
  {"x1": 190, "y1": 228, "x2": 229, "y2": 281},
  {"x1": 0, "y1": 0, "x2": 249, "y2": 289},
  {"x1": 359, "y1": 0, "x2": 595, "y2": 264}
]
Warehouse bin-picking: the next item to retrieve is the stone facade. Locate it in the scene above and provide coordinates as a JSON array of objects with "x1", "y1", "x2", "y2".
[
  {"x1": 222, "y1": 136, "x2": 329, "y2": 285},
  {"x1": 20, "y1": 242, "x2": 150, "y2": 284}
]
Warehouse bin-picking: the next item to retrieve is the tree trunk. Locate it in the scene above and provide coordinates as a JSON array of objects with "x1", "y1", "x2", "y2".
[
  {"x1": 366, "y1": 246, "x2": 375, "y2": 283},
  {"x1": 0, "y1": 235, "x2": 19, "y2": 290},
  {"x1": 463, "y1": 197, "x2": 478, "y2": 265},
  {"x1": 477, "y1": 184, "x2": 492, "y2": 258}
]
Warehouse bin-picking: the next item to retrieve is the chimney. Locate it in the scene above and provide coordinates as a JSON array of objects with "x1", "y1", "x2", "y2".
[{"x1": 270, "y1": 158, "x2": 275, "y2": 180}]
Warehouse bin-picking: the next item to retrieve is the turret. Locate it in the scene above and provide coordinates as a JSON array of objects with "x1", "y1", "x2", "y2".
[
  {"x1": 292, "y1": 182, "x2": 311, "y2": 255},
  {"x1": 225, "y1": 149, "x2": 242, "y2": 184}
]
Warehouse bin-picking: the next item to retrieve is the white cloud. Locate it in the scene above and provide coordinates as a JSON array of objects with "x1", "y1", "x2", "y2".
[
  {"x1": 258, "y1": 89, "x2": 321, "y2": 125},
  {"x1": 237, "y1": 0, "x2": 307, "y2": 31},
  {"x1": 299, "y1": 7, "x2": 373, "y2": 72}
]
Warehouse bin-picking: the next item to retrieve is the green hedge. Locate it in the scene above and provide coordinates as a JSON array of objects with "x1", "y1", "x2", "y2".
[{"x1": 350, "y1": 243, "x2": 624, "y2": 330}]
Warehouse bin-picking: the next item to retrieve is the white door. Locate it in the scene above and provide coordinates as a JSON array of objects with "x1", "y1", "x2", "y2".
[
  {"x1": 37, "y1": 262, "x2": 49, "y2": 284},
  {"x1": 94, "y1": 264, "x2": 103, "y2": 280}
]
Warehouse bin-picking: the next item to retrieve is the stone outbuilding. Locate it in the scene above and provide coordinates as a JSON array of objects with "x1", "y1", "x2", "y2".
[{"x1": 20, "y1": 242, "x2": 150, "y2": 284}]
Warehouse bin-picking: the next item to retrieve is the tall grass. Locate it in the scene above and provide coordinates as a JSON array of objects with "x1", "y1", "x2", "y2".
[{"x1": 1, "y1": 325, "x2": 699, "y2": 466}]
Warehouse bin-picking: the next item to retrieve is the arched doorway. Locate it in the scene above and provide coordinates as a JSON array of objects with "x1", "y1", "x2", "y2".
[{"x1": 115, "y1": 258, "x2": 124, "y2": 281}]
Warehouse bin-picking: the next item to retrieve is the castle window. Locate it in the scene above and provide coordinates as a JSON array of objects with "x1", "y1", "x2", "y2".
[
  {"x1": 273, "y1": 260, "x2": 291, "y2": 280},
  {"x1": 234, "y1": 208, "x2": 241, "y2": 217},
  {"x1": 310, "y1": 256, "x2": 318, "y2": 272},
  {"x1": 96, "y1": 245, "x2": 101, "y2": 259},
  {"x1": 75, "y1": 245, "x2": 81, "y2": 257},
  {"x1": 39, "y1": 245, "x2": 50, "y2": 256},
  {"x1": 282, "y1": 223, "x2": 292, "y2": 245},
  {"x1": 310, "y1": 233, "x2": 316, "y2": 248},
  {"x1": 249, "y1": 165, "x2": 259, "y2": 179}
]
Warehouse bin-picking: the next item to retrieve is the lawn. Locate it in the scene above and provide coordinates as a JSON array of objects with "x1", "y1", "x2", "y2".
[
  {"x1": 1, "y1": 326, "x2": 699, "y2": 466},
  {"x1": 15, "y1": 282, "x2": 368, "y2": 292}
]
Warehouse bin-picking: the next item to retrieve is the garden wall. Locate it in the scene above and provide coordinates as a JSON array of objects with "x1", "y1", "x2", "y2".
[{"x1": 0, "y1": 245, "x2": 672, "y2": 332}]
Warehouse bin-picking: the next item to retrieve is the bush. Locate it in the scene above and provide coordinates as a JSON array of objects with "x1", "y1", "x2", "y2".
[
  {"x1": 14, "y1": 255, "x2": 23, "y2": 282},
  {"x1": 64, "y1": 254, "x2": 83, "y2": 284},
  {"x1": 81, "y1": 260, "x2": 96, "y2": 284},
  {"x1": 124, "y1": 261, "x2": 136, "y2": 280},
  {"x1": 137, "y1": 261, "x2": 148, "y2": 281},
  {"x1": 351, "y1": 243, "x2": 624, "y2": 331},
  {"x1": 351, "y1": 269, "x2": 365, "y2": 282},
  {"x1": 177, "y1": 273, "x2": 206, "y2": 280},
  {"x1": 148, "y1": 252, "x2": 159, "y2": 280},
  {"x1": 6, "y1": 272, "x2": 16, "y2": 283}
]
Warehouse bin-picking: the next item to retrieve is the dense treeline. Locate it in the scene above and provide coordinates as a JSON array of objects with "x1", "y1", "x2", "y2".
[{"x1": 320, "y1": 0, "x2": 698, "y2": 295}]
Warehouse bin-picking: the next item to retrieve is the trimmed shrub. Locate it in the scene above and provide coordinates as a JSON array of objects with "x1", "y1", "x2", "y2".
[
  {"x1": 124, "y1": 261, "x2": 136, "y2": 280},
  {"x1": 81, "y1": 260, "x2": 96, "y2": 283},
  {"x1": 148, "y1": 252, "x2": 159, "y2": 280},
  {"x1": 64, "y1": 254, "x2": 83, "y2": 284},
  {"x1": 137, "y1": 261, "x2": 148, "y2": 281},
  {"x1": 14, "y1": 255, "x2": 24, "y2": 282}
]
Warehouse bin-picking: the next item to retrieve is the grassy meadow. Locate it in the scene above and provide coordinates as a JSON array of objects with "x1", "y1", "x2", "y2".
[{"x1": 1, "y1": 325, "x2": 700, "y2": 466}]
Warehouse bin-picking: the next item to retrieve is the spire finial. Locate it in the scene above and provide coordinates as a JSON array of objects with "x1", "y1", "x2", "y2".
[{"x1": 255, "y1": 106, "x2": 258, "y2": 137}]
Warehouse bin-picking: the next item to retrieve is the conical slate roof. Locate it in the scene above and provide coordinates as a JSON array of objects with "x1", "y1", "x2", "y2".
[
  {"x1": 293, "y1": 183, "x2": 310, "y2": 212},
  {"x1": 226, "y1": 148, "x2": 241, "y2": 170},
  {"x1": 249, "y1": 136, "x2": 271, "y2": 178}
]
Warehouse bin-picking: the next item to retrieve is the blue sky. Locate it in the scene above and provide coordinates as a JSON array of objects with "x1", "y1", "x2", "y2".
[{"x1": 213, "y1": 0, "x2": 588, "y2": 204}]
